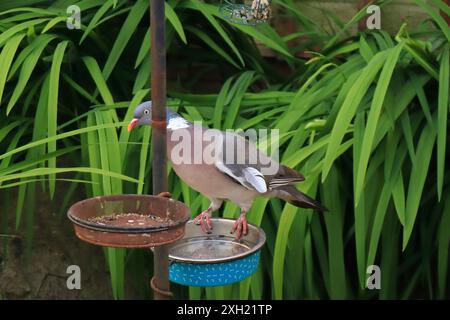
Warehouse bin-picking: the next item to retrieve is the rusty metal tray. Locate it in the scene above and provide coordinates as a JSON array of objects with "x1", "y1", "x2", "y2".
[{"x1": 67, "y1": 194, "x2": 190, "y2": 248}]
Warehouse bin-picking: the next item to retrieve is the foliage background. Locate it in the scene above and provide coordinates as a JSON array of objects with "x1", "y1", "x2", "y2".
[{"x1": 0, "y1": 0, "x2": 449, "y2": 299}]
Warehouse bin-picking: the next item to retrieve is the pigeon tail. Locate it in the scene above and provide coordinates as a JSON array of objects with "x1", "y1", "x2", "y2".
[{"x1": 272, "y1": 185, "x2": 328, "y2": 212}]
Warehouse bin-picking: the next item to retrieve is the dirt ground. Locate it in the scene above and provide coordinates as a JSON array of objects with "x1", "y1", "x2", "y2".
[{"x1": 0, "y1": 183, "x2": 142, "y2": 300}]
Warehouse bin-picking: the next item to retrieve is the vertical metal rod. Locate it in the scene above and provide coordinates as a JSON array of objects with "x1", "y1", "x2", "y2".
[{"x1": 150, "y1": 0, "x2": 169, "y2": 300}]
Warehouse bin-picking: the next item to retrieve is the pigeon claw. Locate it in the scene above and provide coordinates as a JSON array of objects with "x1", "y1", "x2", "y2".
[
  {"x1": 193, "y1": 209, "x2": 213, "y2": 233},
  {"x1": 231, "y1": 214, "x2": 248, "y2": 240}
]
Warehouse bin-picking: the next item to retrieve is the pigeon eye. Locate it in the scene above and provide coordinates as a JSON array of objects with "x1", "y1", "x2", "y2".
[{"x1": 144, "y1": 109, "x2": 150, "y2": 115}]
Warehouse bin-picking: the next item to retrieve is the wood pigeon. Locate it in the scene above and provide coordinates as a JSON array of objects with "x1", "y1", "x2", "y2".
[{"x1": 128, "y1": 101, "x2": 326, "y2": 240}]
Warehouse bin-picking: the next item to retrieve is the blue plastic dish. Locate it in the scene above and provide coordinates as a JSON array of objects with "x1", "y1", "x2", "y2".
[{"x1": 168, "y1": 218, "x2": 266, "y2": 287}]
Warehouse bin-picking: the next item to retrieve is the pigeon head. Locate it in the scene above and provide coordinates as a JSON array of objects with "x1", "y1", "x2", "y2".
[
  {"x1": 127, "y1": 101, "x2": 152, "y2": 132},
  {"x1": 127, "y1": 101, "x2": 188, "y2": 132}
]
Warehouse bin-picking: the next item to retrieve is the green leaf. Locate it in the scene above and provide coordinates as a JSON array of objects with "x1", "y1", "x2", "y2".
[
  {"x1": 62, "y1": 73, "x2": 101, "y2": 104},
  {"x1": 354, "y1": 44, "x2": 403, "y2": 205},
  {"x1": 0, "y1": 33, "x2": 25, "y2": 105},
  {"x1": 403, "y1": 122, "x2": 436, "y2": 249},
  {"x1": 366, "y1": 180, "x2": 393, "y2": 269},
  {"x1": 7, "y1": 34, "x2": 55, "y2": 80},
  {"x1": 228, "y1": 22, "x2": 292, "y2": 59},
  {"x1": 0, "y1": 18, "x2": 47, "y2": 46},
  {"x1": 47, "y1": 40, "x2": 68, "y2": 198},
  {"x1": 398, "y1": 35, "x2": 439, "y2": 80},
  {"x1": 288, "y1": 63, "x2": 336, "y2": 111},
  {"x1": 189, "y1": 0, "x2": 245, "y2": 66},
  {"x1": 323, "y1": 3, "x2": 371, "y2": 50},
  {"x1": 107, "y1": 247, "x2": 125, "y2": 299},
  {"x1": 0, "y1": 122, "x2": 128, "y2": 162},
  {"x1": 134, "y1": 28, "x2": 150, "y2": 69},
  {"x1": 15, "y1": 182, "x2": 27, "y2": 229},
  {"x1": 137, "y1": 126, "x2": 150, "y2": 195},
  {"x1": 437, "y1": 46, "x2": 449, "y2": 200},
  {"x1": 223, "y1": 71, "x2": 255, "y2": 129},
  {"x1": 412, "y1": 0, "x2": 450, "y2": 42},
  {"x1": 0, "y1": 167, "x2": 139, "y2": 184},
  {"x1": 86, "y1": 114, "x2": 102, "y2": 196},
  {"x1": 6, "y1": 35, "x2": 57, "y2": 114},
  {"x1": 401, "y1": 112, "x2": 417, "y2": 166},
  {"x1": 322, "y1": 166, "x2": 347, "y2": 299},
  {"x1": 0, "y1": 177, "x2": 95, "y2": 189},
  {"x1": 438, "y1": 193, "x2": 450, "y2": 298},
  {"x1": 165, "y1": 1, "x2": 187, "y2": 44},
  {"x1": 132, "y1": 56, "x2": 150, "y2": 93},
  {"x1": 359, "y1": 34, "x2": 374, "y2": 62},
  {"x1": 273, "y1": 203, "x2": 299, "y2": 299},
  {"x1": 102, "y1": 0, "x2": 148, "y2": 81},
  {"x1": 322, "y1": 51, "x2": 387, "y2": 181},
  {"x1": 41, "y1": 16, "x2": 66, "y2": 33},
  {"x1": 119, "y1": 89, "x2": 149, "y2": 157},
  {"x1": 213, "y1": 76, "x2": 233, "y2": 129},
  {"x1": 83, "y1": 56, "x2": 114, "y2": 105},
  {"x1": 0, "y1": 146, "x2": 80, "y2": 177},
  {"x1": 80, "y1": 0, "x2": 115, "y2": 44},
  {"x1": 0, "y1": 7, "x2": 54, "y2": 17},
  {"x1": 392, "y1": 170, "x2": 405, "y2": 226},
  {"x1": 353, "y1": 111, "x2": 367, "y2": 288},
  {"x1": 94, "y1": 112, "x2": 112, "y2": 194},
  {"x1": 431, "y1": 0, "x2": 450, "y2": 15},
  {"x1": 186, "y1": 26, "x2": 240, "y2": 69}
]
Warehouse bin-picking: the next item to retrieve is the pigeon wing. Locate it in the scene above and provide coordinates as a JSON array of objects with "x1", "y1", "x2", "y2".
[
  {"x1": 215, "y1": 160, "x2": 268, "y2": 193},
  {"x1": 213, "y1": 131, "x2": 270, "y2": 193}
]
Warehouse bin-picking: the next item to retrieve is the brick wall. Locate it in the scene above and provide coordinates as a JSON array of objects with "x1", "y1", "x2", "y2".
[{"x1": 291, "y1": 0, "x2": 435, "y2": 34}]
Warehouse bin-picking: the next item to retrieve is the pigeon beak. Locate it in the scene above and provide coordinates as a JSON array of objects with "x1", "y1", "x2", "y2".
[{"x1": 127, "y1": 118, "x2": 139, "y2": 132}]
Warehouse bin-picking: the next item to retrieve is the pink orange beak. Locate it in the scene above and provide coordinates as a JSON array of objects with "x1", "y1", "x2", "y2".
[{"x1": 127, "y1": 118, "x2": 139, "y2": 132}]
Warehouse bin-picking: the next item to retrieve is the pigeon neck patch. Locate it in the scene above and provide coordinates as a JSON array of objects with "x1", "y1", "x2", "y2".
[{"x1": 167, "y1": 116, "x2": 190, "y2": 130}]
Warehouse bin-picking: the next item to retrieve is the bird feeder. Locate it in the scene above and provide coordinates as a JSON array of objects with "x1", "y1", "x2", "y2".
[
  {"x1": 68, "y1": 0, "x2": 269, "y2": 299},
  {"x1": 67, "y1": 193, "x2": 190, "y2": 299},
  {"x1": 220, "y1": 0, "x2": 271, "y2": 25},
  {"x1": 67, "y1": 194, "x2": 190, "y2": 248},
  {"x1": 168, "y1": 218, "x2": 266, "y2": 286}
]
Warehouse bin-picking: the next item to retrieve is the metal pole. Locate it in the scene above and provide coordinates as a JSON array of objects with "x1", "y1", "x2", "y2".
[{"x1": 150, "y1": 0, "x2": 169, "y2": 300}]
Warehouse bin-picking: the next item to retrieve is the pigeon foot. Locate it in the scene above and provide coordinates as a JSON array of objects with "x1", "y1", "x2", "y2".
[
  {"x1": 231, "y1": 213, "x2": 248, "y2": 240},
  {"x1": 193, "y1": 208, "x2": 213, "y2": 233}
]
